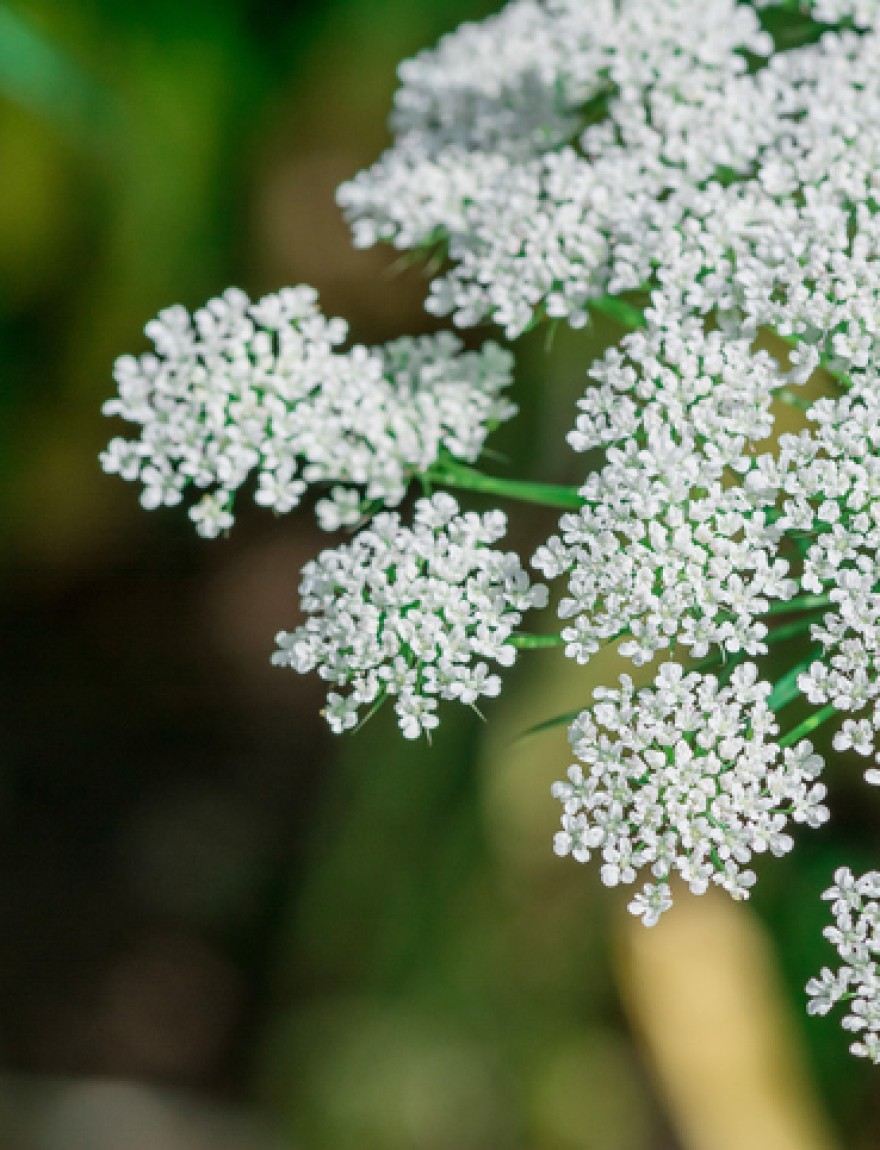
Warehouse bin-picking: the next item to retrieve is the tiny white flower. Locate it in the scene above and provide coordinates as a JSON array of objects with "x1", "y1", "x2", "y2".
[
  {"x1": 189, "y1": 493, "x2": 235, "y2": 539},
  {"x1": 628, "y1": 884, "x2": 674, "y2": 928}
]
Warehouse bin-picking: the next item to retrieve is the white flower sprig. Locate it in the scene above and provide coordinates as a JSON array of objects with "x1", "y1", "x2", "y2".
[
  {"x1": 272, "y1": 494, "x2": 548, "y2": 739},
  {"x1": 807, "y1": 867, "x2": 880, "y2": 1063},
  {"x1": 101, "y1": 286, "x2": 515, "y2": 536},
  {"x1": 533, "y1": 317, "x2": 799, "y2": 667},
  {"x1": 552, "y1": 662, "x2": 828, "y2": 926},
  {"x1": 339, "y1": 0, "x2": 775, "y2": 336},
  {"x1": 101, "y1": 0, "x2": 880, "y2": 1064}
]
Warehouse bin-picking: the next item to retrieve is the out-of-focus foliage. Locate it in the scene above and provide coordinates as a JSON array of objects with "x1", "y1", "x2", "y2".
[{"x1": 1, "y1": 2, "x2": 879, "y2": 1148}]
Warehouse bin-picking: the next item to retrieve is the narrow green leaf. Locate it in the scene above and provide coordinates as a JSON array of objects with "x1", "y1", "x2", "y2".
[{"x1": 519, "y1": 708, "x2": 584, "y2": 739}]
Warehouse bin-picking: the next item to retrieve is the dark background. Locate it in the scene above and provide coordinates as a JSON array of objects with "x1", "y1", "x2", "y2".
[{"x1": 1, "y1": 2, "x2": 879, "y2": 1146}]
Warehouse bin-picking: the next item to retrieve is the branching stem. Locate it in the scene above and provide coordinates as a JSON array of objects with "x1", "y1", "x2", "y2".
[
  {"x1": 779, "y1": 703, "x2": 838, "y2": 749},
  {"x1": 510, "y1": 634, "x2": 565, "y2": 649},
  {"x1": 430, "y1": 460, "x2": 585, "y2": 510}
]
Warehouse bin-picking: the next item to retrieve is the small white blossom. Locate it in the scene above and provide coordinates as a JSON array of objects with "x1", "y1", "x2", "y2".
[
  {"x1": 102, "y1": 287, "x2": 516, "y2": 537},
  {"x1": 272, "y1": 494, "x2": 547, "y2": 738},
  {"x1": 628, "y1": 884, "x2": 675, "y2": 928},
  {"x1": 807, "y1": 868, "x2": 880, "y2": 1063},
  {"x1": 552, "y1": 663, "x2": 828, "y2": 925},
  {"x1": 535, "y1": 407, "x2": 794, "y2": 668}
]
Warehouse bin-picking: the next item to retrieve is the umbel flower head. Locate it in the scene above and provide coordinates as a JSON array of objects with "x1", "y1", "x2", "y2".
[
  {"x1": 338, "y1": 0, "x2": 776, "y2": 335},
  {"x1": 272, "y1": 494, "x2": 548, "y2": 739},
  {"x1": 100, "y1": 0, "x2": 880, "y2": 1066},
  {"x1": 101, "y1": 286, "x2": 515, "y2": 536},
  {"x1": 553, "y1": 663, "x2": 829, "y2": 926},
  {"x1": 807, "y1": 867, "x2": 880, "y2": 1064}
]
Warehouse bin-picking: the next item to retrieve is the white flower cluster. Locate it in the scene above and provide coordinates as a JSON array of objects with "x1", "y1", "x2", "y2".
[
  {"x1": 101, "y1": 0, "x2": 880, "y2": 1051},
  {"x1": 341, "y1": 2, "x2": 880, "y2": 339},
  {"x1": 272, "y1": 494, "x2": 547, "y2": 739},
  {"x1": 533, "y1": 320, "x2": 798, "y2": 666},
  {"x1": 567, "y1": 320, "x2": 791, "y2": 457},
  {"x1": 809, "y1": 0, "x2": 880, "y2": 22},
  {"x1": 101, "y1": 286, "x2": 515, "y2": 537},
  {"x1": 640, "y1": 20, "x2": 880, "y2": 361},
  {"x1": 807, "y1": 867, "x2": 880, "y2": 1063},
  {"x1": 552, "y1": 663, "x2": 828, "y2": 925},
  {"x1": 339, "y1": 0, "x2": 779, "y2": 335},
  {"x1": 740, "y1": 375, "x2": 880, "y2": 786},
  {"x1": 528, "y1": 15, "x2": 880, "y2": 722}
]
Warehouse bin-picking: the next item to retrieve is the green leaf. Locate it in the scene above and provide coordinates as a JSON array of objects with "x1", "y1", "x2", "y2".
[{"x1": 518, "y1": 707, "x2": 584, "y2": 739}]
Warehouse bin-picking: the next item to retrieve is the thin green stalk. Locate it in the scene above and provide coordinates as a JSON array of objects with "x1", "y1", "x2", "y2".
[
  {"x1": 765, "y1": 614, "x2": 823, "y2": 644},
  {"x1": 765, "y1": 593, "x2": 832, "y2": 615},
  {"x1": 779, "y1": 703, "x2": 838, "y2": 749},
  {"x1": 510, "y1": 634, "x2": 565, "y2": 649},
  {"x1": 767, "y1": 646, "x2": 823, "y2": 711},
  {"x1": 350, "y1": 689, "x2": 389, "y2": 734},
  {"x1": 430, "y1": 461, "x2": 585, "y2": 510},
  {"x1": 520, "y1": 708, "x2": 585, "y2": 738},
  {"x1": 588, "y1": 295, "x2": 648, "y2": 330},
  {"x1": 688, "y1": 649, "x2": 727, "y2": 675}
]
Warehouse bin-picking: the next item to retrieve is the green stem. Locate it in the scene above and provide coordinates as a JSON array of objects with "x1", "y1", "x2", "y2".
[
  {"x1": 430, "y1": 461, "x2": 585, "y2": 511},
  {"x1": 350, "y1": 689, "x2": 389, "y2": 734},
  {"x1": 765, "y1": 614, "x2": 823, "y2": 644},
  {"x1": 765, "y1": 593, "x2": 832, "y2": 615},
  {"x1": 767, "y1": 647, "x2": 823, "y2": 711},
  {"x1": 588, "y1": 295, "x2": 648, "y2": 330},
  {"x1": 510, "y1": 634, "x2": 565, "y2": 650},
  {"x1": 779, "y1": 703, "x2": 838, "y2": 749}
]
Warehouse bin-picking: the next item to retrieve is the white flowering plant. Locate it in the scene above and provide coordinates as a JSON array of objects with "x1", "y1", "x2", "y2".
[{"x1": 101, "y1": 0, "x2": 880, "y2": 1063}]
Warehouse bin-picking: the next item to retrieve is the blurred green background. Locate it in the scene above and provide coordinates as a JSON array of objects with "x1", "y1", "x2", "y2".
[{"x1": 1, "y1": 1, "x2": 879, "y2": 1147}]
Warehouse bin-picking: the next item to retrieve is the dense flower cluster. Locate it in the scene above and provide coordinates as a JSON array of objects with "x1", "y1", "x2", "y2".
[
  {"x1": 807, "y1": 868, "x2": 880, "y2": 1063},
  {"x1": 768, "y1": 378, "x2": 880, "y2": 786},
  {"x1": 533, "y1": 322, "x2": 798, "y2": 666},
  {"x1": 339, "y1": 0, "x2": 777, "y2": 335},
  {"x1": 552, "y1": 663, "x2": 828, "y2": 925},
  {"x1": 102, "y1": 0, "x2": 880, "y2": 1063},
  {"x1": 101, "y1": 286, "x2": 515, "y2": 536},
  {"x1": 339, "y1": 2, "x2": 880, "y2": 339},
  {"x1": 272, "y1": 494, "x2": 547, "y2": 738}
]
